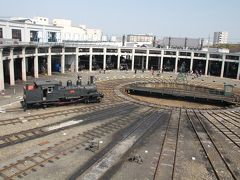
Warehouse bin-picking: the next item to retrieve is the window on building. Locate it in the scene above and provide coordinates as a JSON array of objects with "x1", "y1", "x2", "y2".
[
  {"x1": 30, "y1": 30, "x2": 39, "y2": 42},
  {"x1": 48, "y1": 32, "x2": 57, "y2": 42},
  {"x1": 12, "y1": 29, "x2": 22, "y2": 41},
  {"x1": 0, "y1": 28, "x2": 2, "y2": 38}
]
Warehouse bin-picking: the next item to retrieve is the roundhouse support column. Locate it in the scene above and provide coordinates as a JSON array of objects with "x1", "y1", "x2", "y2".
[
  {"x1": 205, "y1": 53, "x2": 209, "y2": 76},
  {"x1": 89, "y1": 47, "x2": 92, "y2": 72},
  {"x1": 103, "y1": 48, "x2": 106, "y2": 70},
  {"x1": 220, "y1": 54, "x2": 225, "y2": 78},
  {"x1": 9, "y1": 48, "x2": 15, "y2": 85},
  {"x1": 160, "y1": 50, "x2": 164, "y2": 72},
  {"x1": 61, "y1": 47, "x2": 65, "y2": 74},
  {"x1": 157, "y1": 57, "x2": 161, "y2": 70},
  {"x1": 117, "y1": 48, "x2": 120, "y2": 70},
  {"x1": 131, "y1": 49, "x2": 135, "y2": 71},
  {"x1": 141, "y1": 56, "x2": 144, "y2": 70},
  {"x1": 47, "y1": 47, "x2": 52, "y2": 76},
  {"x1": 34, "y1": 48, "x2": 39, "y2": 78},
  {"x1": 21, "y1": 48, "x2": 26, "y2": 81},
  {"x1": 190, "y1": 51, "x2": 194, "y2": 72},
  {"x1": 75, "y1": 47, "x2": 79, "y2": 73},
  {"x1": 175, "y1": 51, "x2": 179, "y2": 73},
  {"x1": 145, "y1": 50, "x2": 149, "y2": 70},
  {"x1": 0, "y1": 49, "x2": 4, "y2": 90},
  {"x1": 237, "y1": 61, "x2": 240, "y2": 80}
]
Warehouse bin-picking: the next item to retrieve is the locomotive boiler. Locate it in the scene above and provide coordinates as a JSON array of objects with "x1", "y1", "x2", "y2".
[{"x1": 22, "y1": 76, "x2": 103, "y2": 110}]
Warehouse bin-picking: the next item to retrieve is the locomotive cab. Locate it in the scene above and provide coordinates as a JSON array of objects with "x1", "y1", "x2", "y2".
[{"x1": 23, "y1": 80, "x2": 61, "y2": 109}]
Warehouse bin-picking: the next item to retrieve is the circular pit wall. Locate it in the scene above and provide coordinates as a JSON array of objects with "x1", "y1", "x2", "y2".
[{"x1": 118, "y1": 82, "x2": 240, "y2": 110}]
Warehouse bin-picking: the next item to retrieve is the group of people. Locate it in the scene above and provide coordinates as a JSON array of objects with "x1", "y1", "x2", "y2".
[
  {"x1": 188, "y1": 69, "x2": 202, "y2": 78},
  {"x1": 134, "y1": 67, "x2": 158, "y2": 76},
  {"x1": 98, "y1": 68, "x2": 106, "y2": 74},
  {"x1": 86, "y1": 66, "x2": 203, "y2": 78}
]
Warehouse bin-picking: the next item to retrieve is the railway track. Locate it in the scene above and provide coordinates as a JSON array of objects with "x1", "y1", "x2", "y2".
[
  {"x1": 211, "y1": 110, "x2": 240, "y2": 128},
  {"x1": 186, "y1": 109, "x2": 239, "y2": 180},
  {"x1": 100, "y1": 108, "x2": 172, "y2": 180},
  {"x1": 97, "y1": 106, "x2": 240, "y2": 180},
  {"x1": 70, "y1": 110, "x2": 170, "y2": 180},
  {"x1": 0, "y1": 105, "x2": 153, "y2": 179},
  {"x1": 223, "y1": 110, "x2": 240, "y2": 122},
  {"x1": 194, "y1": 110, "x2": 240, "y2": 179},
  {"x1": 0, "y1": 103, "x2": 138, "y2": 148},
  {"x1": 153, "y1": 109, "x2": 180, "y2": 180},
  {"x1": 0, "y1": 101, "x2": 124, "y2": 127},
  {"x1": 198, "y1": 110, "x2": 240, "y2": 148}
]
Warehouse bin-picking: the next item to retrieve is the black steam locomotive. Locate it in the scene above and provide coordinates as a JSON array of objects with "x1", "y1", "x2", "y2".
[{"x1": 22, "y1": 76, "x2": 103, "y2": 110}]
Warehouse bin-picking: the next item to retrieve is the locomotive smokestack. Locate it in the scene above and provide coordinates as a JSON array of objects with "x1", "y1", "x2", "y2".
[
  {"x1": 76, "y1": 79, "x2": 82, "y2": 86},
  {"x1": 77, "y1": 75, "x2": 82, "y2": 86},
  {"x1": 67, "y1": 80, "x2": 72, "y2": 86}
]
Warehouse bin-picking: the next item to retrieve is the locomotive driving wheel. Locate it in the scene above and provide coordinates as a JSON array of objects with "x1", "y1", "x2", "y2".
[{"x1": 85, "y1": 97, "x2": 90, "y2": 104}]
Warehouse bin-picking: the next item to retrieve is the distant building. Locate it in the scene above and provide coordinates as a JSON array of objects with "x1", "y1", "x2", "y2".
[
  {"x1": 202, "y1": 47, "x2": 229, "y2": 53},
  {"x1": 202, "y1": 39, "x2": 213, "y2": 47},
  {"x1": 158, "y1": 37, "x2": 203, "y2": 50},
  {"x1": 53, "y1": 19, "x2": 102, "y2": 42},
  {"x1": 213, "y1": 32, "x2": 228, "y2": 45},
  {"x1": 125, "y1": 34, "x2": 156, "y2": 47},
  {"x1": 126, "y1": 34, "x2": 155, "y2": 43}
]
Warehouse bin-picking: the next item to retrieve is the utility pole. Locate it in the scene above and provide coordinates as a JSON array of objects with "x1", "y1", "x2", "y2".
[
  {"x1": 168, "y1": 37, "x2": 171, "y2": 48},
  {"x1": 184, "y1": 37, "x2": 187, "y2": 49}
]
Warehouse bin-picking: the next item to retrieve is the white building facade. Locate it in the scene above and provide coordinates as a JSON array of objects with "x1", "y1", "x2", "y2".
[
  {"x1": 53, "y1": 19, "x2": 102, "y2": 42},
  {"x1": 0, "y1": 19, "x2": 62, "y2": 43},
  {"x1": 0, "y1": 17, "x2": 102, "y2": 44},
  {"x1": 213, "y1": 32, "x2": 228, "y2": 45}
]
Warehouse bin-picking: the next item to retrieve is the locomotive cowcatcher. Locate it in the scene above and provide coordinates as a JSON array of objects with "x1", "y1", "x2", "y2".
[{"x1": 22, "y1": 76, "x2": 103, "y2": 110}]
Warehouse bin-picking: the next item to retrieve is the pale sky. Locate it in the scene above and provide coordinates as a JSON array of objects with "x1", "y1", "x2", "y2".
[{"x1": 1, "y1": 0, "x2": 240, "y2": 42}]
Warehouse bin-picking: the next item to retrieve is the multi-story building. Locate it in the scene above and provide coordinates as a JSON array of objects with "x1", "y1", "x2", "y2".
[
  {"x1": 213, "y1": 32, "x2": 228, "y2": 45},
  {"x1": 53, "y1": 19, "x2": 102, "y2": 42},
  {"x1": 0, "y1": 18, "x2": 62, "y2": 43},
  {"x1": 125, "y1": 34, "x2": 156, "y2": 47},
  {"x1": 126, "y1": 34, "x2": 155, "y2": 43},
  {"x1": 0, "y1": 17, "x2": 102, "y2": 44},
  {"x1": 159, "y1": 37, "x2": 203, "y2": 50}
]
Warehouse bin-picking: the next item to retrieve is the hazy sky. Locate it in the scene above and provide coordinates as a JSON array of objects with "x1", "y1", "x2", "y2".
[{"x1": 1, "y1": 0, "x2": 240, "y2": 42}]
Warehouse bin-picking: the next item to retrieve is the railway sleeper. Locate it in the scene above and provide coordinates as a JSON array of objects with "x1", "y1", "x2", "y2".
[
  {"x1": 104, "y1": 124, "x2": 120, "y2": 129},
  {"x1": 82, "y1": 133, "x2": 95, "y2": 139},
  {"x1": 101, "y1": 127, "x2": 114, "y2": 133},
  {"x1": 89, "y1": 130, "x2": 105, "y2": 136},
  {"x1": 85, "y1": 132, "x2": 101, "y2": 138}
]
